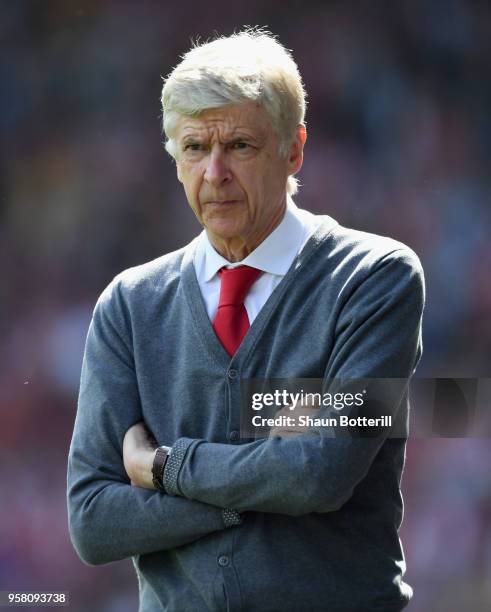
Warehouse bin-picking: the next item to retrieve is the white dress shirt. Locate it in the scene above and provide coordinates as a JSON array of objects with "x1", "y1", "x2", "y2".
[{"x1": 193, "y1": 197, "x2": 321, "y2": 324}]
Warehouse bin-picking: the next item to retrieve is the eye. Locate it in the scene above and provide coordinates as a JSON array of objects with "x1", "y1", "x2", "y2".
[
  {"x1": 184, "y1": 143, "x2": 204, "y2": 152},
  {"x1": 232, "y1": 141, "x2": 249, "y2": 150}
]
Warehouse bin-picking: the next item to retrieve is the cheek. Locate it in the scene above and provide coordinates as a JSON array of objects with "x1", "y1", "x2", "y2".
[{"x1": 180, "y1": 167, "x2": 202, "y2": 205}]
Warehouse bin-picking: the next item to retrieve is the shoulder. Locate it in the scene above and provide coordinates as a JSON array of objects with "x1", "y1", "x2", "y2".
[
  {"x1": 315, "y1": 220, "x2": 424, "y2": 280},
  {"x1": 95, "y1": 240, "x2": 196, "y2": 316}
]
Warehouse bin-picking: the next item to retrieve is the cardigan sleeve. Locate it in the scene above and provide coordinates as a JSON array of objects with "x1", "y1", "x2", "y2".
[
  {"x1": 162, "y1": 247, "x2": 425, "y2": 515},
  {"x1": 67, "y1": 280, "x2": 239, "y2": 566}
]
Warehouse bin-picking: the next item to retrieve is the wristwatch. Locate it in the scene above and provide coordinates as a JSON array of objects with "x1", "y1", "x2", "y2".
[{"x1": 152, "y1": 445, "x2": 172, "y2": 491}]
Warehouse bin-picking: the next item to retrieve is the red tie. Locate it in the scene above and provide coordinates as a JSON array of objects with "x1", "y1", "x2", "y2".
[{"x1": 213, "y1": 266, "x2": 262, "y2": 356}]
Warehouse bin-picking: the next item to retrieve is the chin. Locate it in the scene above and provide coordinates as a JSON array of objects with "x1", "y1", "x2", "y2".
[{"x1": 207, "y1": 221, "x2": 246, "y2": 242}]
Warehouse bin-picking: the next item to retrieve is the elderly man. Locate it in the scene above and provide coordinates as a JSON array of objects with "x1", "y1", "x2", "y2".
[{"x1": 68, "y1": 29, "x2": 424, "y2": 611}]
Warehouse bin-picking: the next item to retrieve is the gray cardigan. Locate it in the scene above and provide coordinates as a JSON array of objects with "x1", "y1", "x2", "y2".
[{"x1": 67, "y1": 215, "x2": 425, "y2": 611}]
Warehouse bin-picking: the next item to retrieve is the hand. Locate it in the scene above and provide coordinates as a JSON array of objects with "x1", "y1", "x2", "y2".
[
  {"x1": 123, "y1": 421, "x2": 158, "y2": 489},
  {"x1": 268, "y1": 397, "x2": 321, "y2": 439}
]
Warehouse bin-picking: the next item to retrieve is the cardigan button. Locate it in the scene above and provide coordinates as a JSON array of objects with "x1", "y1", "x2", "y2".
[
  {"x1": 218, "y1": 555, "x2": 230, "y2": 567},
  {"x1": 228, "y1": 369, "x2": 238, "y2": 379},
  {"x1": 229, "y1": 430, "x2": 239, "y2": 442}
]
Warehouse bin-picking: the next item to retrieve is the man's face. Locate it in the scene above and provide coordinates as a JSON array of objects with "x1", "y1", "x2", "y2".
[{"x1": 173, "y1": 102, "x2": 304, "y2": 255}]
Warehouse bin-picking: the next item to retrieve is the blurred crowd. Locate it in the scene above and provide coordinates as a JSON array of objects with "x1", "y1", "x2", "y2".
[{"x1": 1, "y1": 1, "x2": 490, "y2": 610}]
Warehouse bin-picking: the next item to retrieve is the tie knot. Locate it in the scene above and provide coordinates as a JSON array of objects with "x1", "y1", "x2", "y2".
[{"x1": 218, "y1": 266, "x2": 262, "y2": 307}]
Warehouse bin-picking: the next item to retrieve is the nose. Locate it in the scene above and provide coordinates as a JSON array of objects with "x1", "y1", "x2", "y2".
[{"x1": 203, "y1": 148, "x2": 232, "y2": 188}]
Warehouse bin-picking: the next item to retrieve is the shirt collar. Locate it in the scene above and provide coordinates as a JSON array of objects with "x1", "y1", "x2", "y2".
[{"x1": 200, "y1": 197, "x2": 306, "y2": 282}]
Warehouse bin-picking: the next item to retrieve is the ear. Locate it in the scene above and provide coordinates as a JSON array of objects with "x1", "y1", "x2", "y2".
[
  {"x1": 176, "y1": 159, "x2": 183, "y2": 184},
  {"x1": 287, "y1": 125, "x2": 307, "y2": 176}
]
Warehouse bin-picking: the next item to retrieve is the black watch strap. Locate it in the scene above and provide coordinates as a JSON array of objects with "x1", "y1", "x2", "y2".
[{"x1": 152, "y1": 446, "x2": 171, "y2": 491}]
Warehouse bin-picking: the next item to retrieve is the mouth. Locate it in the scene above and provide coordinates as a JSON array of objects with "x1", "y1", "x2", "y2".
[
  {"x1": 204, "y1": 200, "x2": 243, "y2": 212},
  {"x1": 206, "y1": 200, "x2": 240, "y2": 206}
]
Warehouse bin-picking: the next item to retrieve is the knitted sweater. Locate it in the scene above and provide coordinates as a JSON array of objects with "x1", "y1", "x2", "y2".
[{"x1": 68, "y1": 214, "x2": 425, "y2": 611}]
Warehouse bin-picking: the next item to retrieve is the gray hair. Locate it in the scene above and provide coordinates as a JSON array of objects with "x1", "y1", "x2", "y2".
[{"x1": 161, "y1": 28, "x2": 307, "y2": 195}]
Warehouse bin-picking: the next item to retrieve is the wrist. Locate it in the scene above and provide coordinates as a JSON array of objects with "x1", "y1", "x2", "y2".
[{"x1": 134, "y1": 448, "x2": 157, "y2": 489}]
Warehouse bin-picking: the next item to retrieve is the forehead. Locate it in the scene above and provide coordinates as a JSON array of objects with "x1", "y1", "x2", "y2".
[{"x1": 174, "y1": 102, "x2": 274, "y2": 140}]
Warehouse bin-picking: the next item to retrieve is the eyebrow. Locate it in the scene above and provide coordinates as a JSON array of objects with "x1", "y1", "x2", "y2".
[
  {"x1": 178, "y1": 127, "x2": 263, "y2": 144},
  {"x1": 229, "y1": 134, "x2": 256, "y2": 142},
  {"x1": 181, "y1": 136, "x2": 203, "y2": 144}
]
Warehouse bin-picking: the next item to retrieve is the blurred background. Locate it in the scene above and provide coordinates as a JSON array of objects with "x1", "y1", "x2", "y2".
[{"x1": 1, "y1": 1, "x2": 490, "y2": 610}]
